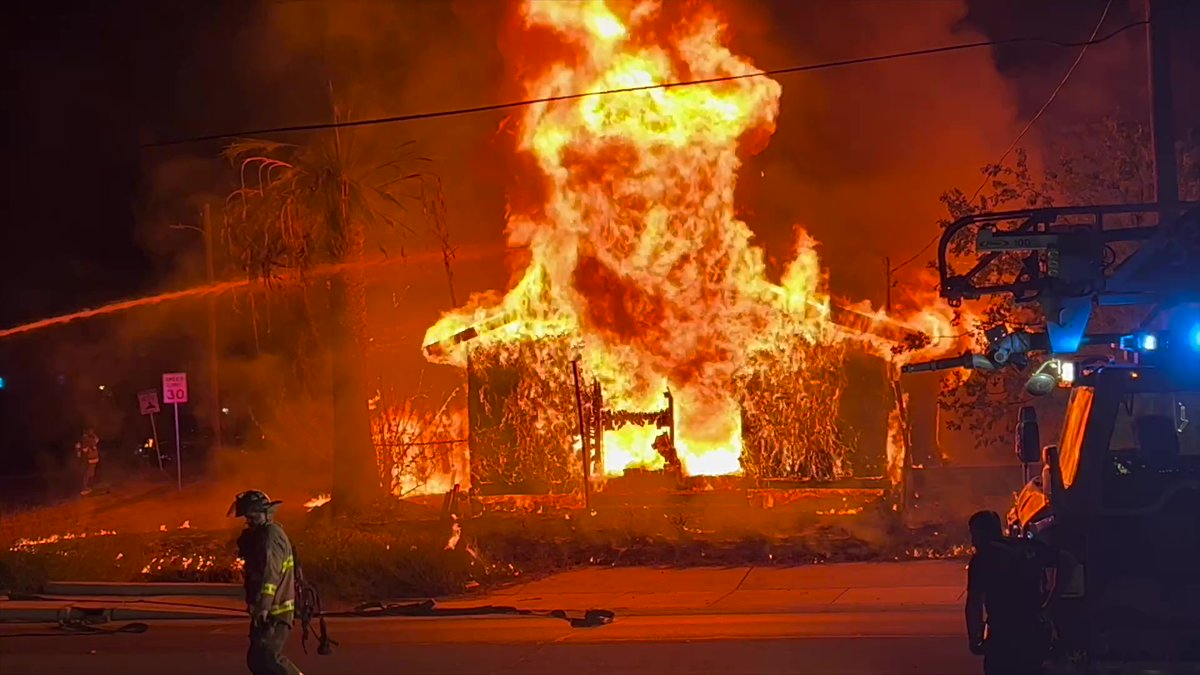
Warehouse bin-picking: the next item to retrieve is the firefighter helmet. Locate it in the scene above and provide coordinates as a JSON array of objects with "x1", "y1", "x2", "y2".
[{"x1": 227, "y1": 490, "x2": 282, "y2": 517}]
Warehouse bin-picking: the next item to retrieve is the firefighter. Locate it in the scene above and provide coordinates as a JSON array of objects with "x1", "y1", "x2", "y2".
[
  {"x1": 228, "y1": 490, "x2": 304, "y2": 675},
  {"x1": 965, "y1": 510, "x2": 1064, "y2": 675},
  {"x1": 76, "y1": 428, "x2": 100, "y2": 496}
]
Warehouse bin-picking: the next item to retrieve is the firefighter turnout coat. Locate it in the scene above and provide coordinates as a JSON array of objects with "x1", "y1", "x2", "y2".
[{"x1": 239, "y1": 521, "x2": 297, "y2": 623}]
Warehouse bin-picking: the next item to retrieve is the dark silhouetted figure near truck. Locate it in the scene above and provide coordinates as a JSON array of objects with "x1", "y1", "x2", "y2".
[{"x1": 966, "y1": 510, "x2": 1069, "y2": 675}]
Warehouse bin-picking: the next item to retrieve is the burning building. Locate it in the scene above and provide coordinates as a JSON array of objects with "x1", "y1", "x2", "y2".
[{"x1": 419, "y1": 0, "x2": 960, "y2": 495}]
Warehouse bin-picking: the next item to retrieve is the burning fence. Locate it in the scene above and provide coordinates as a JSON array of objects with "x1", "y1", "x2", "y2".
[
  {"x1": 411, "y1": 0, "x2": 963, "y2": 494},
  {"x1": 371, "y1": 394, "x2": 469, "y2": 497}
]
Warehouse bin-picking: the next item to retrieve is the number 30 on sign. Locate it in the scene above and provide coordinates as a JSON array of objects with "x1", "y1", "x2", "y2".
[{"x1": 162, "y1": 372, "x2": 189, "y2": 405}]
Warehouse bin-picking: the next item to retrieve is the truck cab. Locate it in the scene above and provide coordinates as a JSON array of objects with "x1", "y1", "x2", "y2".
[{"x1": 1012, "y1": 360, "x2": 1200, "y2": 664}]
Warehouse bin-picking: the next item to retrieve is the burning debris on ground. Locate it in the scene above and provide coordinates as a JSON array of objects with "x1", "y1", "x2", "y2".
[
  {"x1": 8, "y1": 530, "x2": 119, "y2": 553},
  {"x1": 304, "y1": 493, "x2": 332, "y2": 512},
  {"x1": 1, "y1": 529, "x2": 243, "y2": 588}
]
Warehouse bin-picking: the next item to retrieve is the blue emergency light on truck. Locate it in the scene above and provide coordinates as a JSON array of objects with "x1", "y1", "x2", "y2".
[{"x1": 1119, "y1": 327, "x2": 1200, "y2": 357}]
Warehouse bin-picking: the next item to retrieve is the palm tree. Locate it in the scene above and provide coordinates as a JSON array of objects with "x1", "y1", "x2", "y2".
[{"x1": 223, "y1": 131, "x2": 449, "y2": 511}]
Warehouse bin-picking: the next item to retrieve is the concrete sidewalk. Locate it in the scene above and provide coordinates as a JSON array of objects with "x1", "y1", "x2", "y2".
[
  {"x1": 1, "y1": 560, "x2": 967, "y2": 624},
  {"x1": 440, "y1": 560, "x2": 967, "y2": 615}
]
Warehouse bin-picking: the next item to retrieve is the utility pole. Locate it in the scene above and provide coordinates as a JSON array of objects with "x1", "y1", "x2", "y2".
[
  {"x1": 570, "y1": 359, "x2": 591, "y2": 512},
  {"x1": 202, "y1": 204, "x2": 222, "y2": 455},
  {"x1": 1148, "y1": 0, "x2": 1179, "y2": 218},
  {"x1": 884, "y1": 256, "x2": 893, "y2": 314}
]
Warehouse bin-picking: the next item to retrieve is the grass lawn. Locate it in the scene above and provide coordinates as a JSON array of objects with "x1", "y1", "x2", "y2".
[{"x1": 1, "y1": 490, "x2": 968, "y2": 602}]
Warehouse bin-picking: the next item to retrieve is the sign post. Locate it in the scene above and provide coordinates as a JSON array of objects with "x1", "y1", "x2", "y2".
[
  {"x1": 162, "y1": 373, "x2": 188, "y2": 490},
  {"x1": 137, "y1": 389, "x2": 163, "y2": 471}
]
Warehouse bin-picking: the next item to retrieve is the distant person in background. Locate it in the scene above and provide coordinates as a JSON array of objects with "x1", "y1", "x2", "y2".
[{"x1": 76, "y1": 428, "x2": 100, "y2": 496}]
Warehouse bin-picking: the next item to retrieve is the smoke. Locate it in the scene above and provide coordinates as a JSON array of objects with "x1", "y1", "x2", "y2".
[
  {"x1": 725, "y1": 0, "x2": 1022, "y2": 303},
  {"x1": 229, "y1": 0, "x2": 515, "y2": 400},
  {"x1": 123, "y1": 0, "x2": 527, "y2": 492}
]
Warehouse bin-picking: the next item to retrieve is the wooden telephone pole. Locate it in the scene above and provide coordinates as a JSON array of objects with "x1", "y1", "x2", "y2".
[
  {"x1": 1148, "y1": 0, "x2": 1179, "y2": 217},
  {"x1": 202, "y1": 204, "x2": 222, "y2": 455}
]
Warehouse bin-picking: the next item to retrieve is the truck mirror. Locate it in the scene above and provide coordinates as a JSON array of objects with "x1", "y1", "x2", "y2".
[
  {"x1": 1042, "y1": 445, "x2": 1058, "y2": 465},
  {"x1": 1016, "y1": 406, "x2": 1041, "y2": 464},
  {"x1": 1042, "y1": 445, "x2": 1060, "y2": 496}
]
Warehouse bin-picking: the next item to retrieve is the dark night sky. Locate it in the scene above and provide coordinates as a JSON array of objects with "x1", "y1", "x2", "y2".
[
  {"x1": 1, "y1": 1, "x2": 1197, "y2": 473},
  {"x1": 2, "y1": 2, "x2": 252, "y2": 326}
]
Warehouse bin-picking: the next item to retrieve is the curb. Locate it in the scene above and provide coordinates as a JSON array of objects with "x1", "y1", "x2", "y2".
[
  {"x1": 43, "y1": 581, "x2": 242, "y2": 597},
  {"x1": 0, "y1": 603, "x2": 241, "y2": 624},
  {"x1": 0, "y1": 601, "x2": 963, "y2": 626}
]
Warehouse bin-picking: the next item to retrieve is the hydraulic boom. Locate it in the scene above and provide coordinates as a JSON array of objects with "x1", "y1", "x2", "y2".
[{"x1": 902, "y1": 203, "x2": 1200, "y2": 383}]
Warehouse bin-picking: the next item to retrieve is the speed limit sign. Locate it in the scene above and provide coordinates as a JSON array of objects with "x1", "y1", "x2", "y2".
[
  {"x1": 162, "y1": 372, "x2": 188, "y2": 491},
  {"x1": 162, "y1": 372, "x2": 189, "y2": 404}
]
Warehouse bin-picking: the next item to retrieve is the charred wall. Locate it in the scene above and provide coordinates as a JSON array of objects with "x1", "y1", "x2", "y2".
[
  {"x1": 466, "y1": 337, "x2": 591, "y2": 493},
  {"x1": 739, "y1": 346, "x2": 893, "y2": 482},
  {"x1": 468, "y1": 336, "x2": 895, "y2": 490}
]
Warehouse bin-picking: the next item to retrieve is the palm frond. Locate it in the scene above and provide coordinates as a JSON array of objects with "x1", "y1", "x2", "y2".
[{"x1": 220, "y1": 134, "x2": 458, "y2": 311}]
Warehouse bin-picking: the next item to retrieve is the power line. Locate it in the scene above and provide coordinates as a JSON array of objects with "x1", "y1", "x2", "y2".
[
  {"x1": 890, "y1": 1, "x2": 1122, "y2": 275},
  {"x1": 145, "y1": 20, "x2": 1146, "y2": 148},
  {"x1": 967, "y1": 0, "x2": 1115, "y2": 204},
  {"x1": 887, "y1": 231, "x2": 942, "y2": 277}
]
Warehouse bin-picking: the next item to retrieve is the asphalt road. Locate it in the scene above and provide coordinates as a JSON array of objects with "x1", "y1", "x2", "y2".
[{"x1": 0, "y1": 610, "x2": 979, "y2": 675}]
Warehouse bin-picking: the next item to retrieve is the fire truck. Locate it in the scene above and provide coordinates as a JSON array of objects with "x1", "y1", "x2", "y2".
[{"x1": 902, "y1": 203, "x2": 1200, "y2": 669}]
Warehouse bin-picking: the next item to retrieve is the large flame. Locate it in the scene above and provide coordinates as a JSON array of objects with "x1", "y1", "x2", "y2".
[
  {"x1": 425, "y1": 0, "x2": 963, "y2": 479},
  {"x1": 372, "y1": 401, "x2": 469, "y2": 496}
]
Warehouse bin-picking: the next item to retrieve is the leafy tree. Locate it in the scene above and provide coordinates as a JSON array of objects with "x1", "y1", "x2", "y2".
[
  {"x1": 935, "y1": 117, "x2": 1199, "y2": 458},
  {"x1": 223, "y1": 132, "x2": 448, "y2": 510}
]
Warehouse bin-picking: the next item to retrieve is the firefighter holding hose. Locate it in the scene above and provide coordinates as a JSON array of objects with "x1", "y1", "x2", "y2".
[{"x1": 229, "y1": 490, "x2": 304, "y2": 675}]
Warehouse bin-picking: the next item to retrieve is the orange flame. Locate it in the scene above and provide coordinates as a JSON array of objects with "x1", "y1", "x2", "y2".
[
  {"x1": 8, "y1": 529, "x2": 118, "y2": 552},
  {"x1": 372, "y1": 402, "x2": 469, "y2": 496},
  {"x1": 425, "y1": 0, "x2": 970, "y2": 478},
  {"x1": 304, "y1": 494, "x2": 331, "y2": 511}
]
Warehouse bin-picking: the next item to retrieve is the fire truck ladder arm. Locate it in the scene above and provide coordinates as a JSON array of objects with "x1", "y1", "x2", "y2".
[{"x1": 928, "y1": 203, "x2": 1200, "y2": 369}]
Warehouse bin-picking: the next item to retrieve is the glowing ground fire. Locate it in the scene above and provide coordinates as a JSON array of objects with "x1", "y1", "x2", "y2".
[{"x1": 424, "y1": 0, "x2": 960, "y2": 479}]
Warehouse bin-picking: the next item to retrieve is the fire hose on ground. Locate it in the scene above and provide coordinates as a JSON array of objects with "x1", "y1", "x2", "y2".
[{"x1": 1, "y1": 590, "x2": 617, "y2": 647}]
